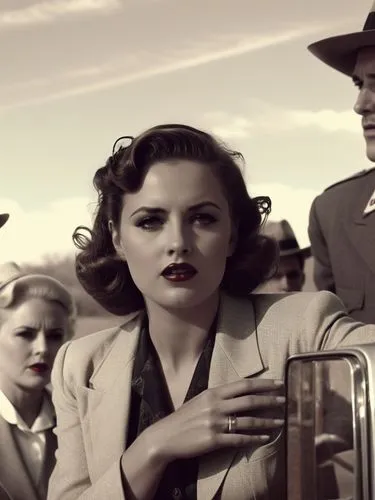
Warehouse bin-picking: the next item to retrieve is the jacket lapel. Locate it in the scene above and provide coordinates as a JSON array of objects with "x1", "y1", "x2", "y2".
[
  {"x1": 81, "y1": 298, "x2": 264, "y2": 499},
  {"x1": 347, "y1": 175, "x2": 375, "y2": 276},
  {"x1": 0, "y1": 416, "x2": 40, "y2": 500},
  {"x1": 197, "y1": 294, "x2": 265, "y2": 500},
  {"x1": 84, "y1": 313, "x2": 142, "y2": 481},
  {"x1": 42, "y1": 427, "x2": 57, "y2": 498}
]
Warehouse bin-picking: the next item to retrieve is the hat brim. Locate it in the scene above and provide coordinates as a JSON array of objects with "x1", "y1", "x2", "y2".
[
  {"x1": 0, "y1": 214, "x2": 9, "y2": 228},
  {"x1": 280, "y1": 246, "x2": 311, "y2": 259},
  {"x1": 308, "y1": 30, "x2": 375, "y2": 76}
]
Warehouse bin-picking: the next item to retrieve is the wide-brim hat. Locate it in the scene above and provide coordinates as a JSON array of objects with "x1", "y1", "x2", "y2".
[
  {"x1": 262, "y1": 219, "x2": 311, "y2": 259},
  {"x1": 0, "y1": 214, "x2": 9, "y2": 228},
  {"x1": 308, "y1": 2, "x2": 375, "y2": 76}
]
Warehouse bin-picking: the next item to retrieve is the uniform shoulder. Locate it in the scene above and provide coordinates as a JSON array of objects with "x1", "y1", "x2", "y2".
[{"x1": 324, "y1": 168, "x2": 375, "y2": 192}]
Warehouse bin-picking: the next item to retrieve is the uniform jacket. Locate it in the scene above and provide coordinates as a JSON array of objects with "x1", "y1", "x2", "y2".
[
  {"x1": 308, "y1": 167, "x2": 375, "y2": 323},
  {"x1": 47, "y1": 291, "x2": 375, "y2": 500}
]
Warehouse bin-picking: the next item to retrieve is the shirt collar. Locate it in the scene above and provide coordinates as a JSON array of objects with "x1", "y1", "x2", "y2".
[{"x1": 0, "y1": 390, "x2": 55, "y2": 432}]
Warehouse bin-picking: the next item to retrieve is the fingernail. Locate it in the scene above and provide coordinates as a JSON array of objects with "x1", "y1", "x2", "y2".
[
  {"x1": 259, "y1": 435, "x2": 270, "y2": 440},
  {"x1": 274, "y1": 380, "x2": 284, "y2": 386},
  {"x1": 274, "y1": 419, "x2": 284, "y2": 425},
  {"x1": 276, "y1": 396, "x2": 286, "y2": 403}
]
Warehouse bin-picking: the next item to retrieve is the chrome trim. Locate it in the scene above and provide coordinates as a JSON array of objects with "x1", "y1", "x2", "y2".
[{"x1": 286, "y1": 344, "x2": 375, "y2": 500}]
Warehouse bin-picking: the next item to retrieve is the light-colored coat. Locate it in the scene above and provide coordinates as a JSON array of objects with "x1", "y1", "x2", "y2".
[{"x1": 47, "y1": 291, "x2": 375, "y2": 500}]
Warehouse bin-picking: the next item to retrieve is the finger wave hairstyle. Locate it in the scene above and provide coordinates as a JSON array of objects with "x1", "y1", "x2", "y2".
[
  {"x1": 0, "y1": 266, "x2": 76, "y2": 340},
  {"x1": 73, "y1": 124, "x2": 278, "y2": 315}
]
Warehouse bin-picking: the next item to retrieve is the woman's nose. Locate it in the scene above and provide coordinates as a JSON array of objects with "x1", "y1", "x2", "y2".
[
  {"x1": 166, "y1": 222, "x2": 192, "y2": 257},
  {"x1": 33, "y1": 333, "x2": 47, "y2": 354}
]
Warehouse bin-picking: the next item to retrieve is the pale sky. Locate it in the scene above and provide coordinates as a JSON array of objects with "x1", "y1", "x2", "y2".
[{"x1": 1, "y1": 0, "x2": 373, "y2": 263}]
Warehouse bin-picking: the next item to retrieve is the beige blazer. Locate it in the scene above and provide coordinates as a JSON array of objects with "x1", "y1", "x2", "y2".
[
  {"x1": 0, "y1": 397, "x2": 57, "y2": 500},
  {"x1": 47, "y1": 291, "x2": 375, "y2": 500}
]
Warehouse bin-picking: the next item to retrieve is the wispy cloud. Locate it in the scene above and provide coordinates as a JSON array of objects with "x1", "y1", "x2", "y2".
[
  {"x1": 0, "y1": 0, "x2": 121, "y2": 28},
  {"x1": 286, "y1": 109, "x2": 360, "y2": 133},
  {"x1": 205, "y1": 112, "x2": 255, "y2": 139},
  {"x1": 204, "y1": 107, "x2": 361, "y2": 139},
  {"x1": 1, "y1": 21, "x2": 345, "y2": 111}
]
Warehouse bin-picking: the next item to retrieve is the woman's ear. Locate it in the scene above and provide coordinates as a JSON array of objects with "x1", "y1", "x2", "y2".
[{"x1": 108, "y1": 220, "x2": 126, "y2": 261}]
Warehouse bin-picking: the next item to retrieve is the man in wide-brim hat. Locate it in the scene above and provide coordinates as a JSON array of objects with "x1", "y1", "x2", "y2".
[
  {"x1": 307, "y1": 2, "x2": 375, "y2": 323},
  {"x1": 0, "y1": 214, "x2": 9, "y2": 229},
  {"x1": 257, "y1": 219, "x2": 311, "y2": 293}
]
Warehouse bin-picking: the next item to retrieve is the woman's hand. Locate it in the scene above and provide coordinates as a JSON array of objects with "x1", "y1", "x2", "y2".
[{"x1": 143, "y1": 378, "x2": 285, "y2": 465}]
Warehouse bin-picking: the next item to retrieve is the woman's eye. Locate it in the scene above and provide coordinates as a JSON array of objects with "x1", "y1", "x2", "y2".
[
  {"x1": 136, "y1": 216, "x2": 163, "y2": 231},
  {"x1": 17, "y1": 330, "x2": 33, "y2": 338},
  {"x1": 191, "y1": 213, "x2": 217, "y2": 225}
]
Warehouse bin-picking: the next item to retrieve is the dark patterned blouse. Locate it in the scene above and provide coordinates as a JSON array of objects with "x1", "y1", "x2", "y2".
[{"x1": 126, "y1": 316, "x2": 217, "y2": 500}]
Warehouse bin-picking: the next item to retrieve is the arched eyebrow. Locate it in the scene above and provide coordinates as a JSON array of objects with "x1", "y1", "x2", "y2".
[
  {"x1": 14, "y1": 326, "x2": 64, "y2": 334},
  {"x1": 130, "y1": 202, "x2": 221, "y2": 217},
  {"x1": 14, "y1": 326, "x2": 37, "y2": 333}
]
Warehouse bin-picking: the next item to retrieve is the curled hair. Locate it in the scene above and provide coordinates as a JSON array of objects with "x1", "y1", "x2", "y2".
[
  {"x1": 73, "y1": 124, "x2": 278, "y2": 315},
  {"x1": 0, "y1": 270, "x2": 76, "y2": 340}
]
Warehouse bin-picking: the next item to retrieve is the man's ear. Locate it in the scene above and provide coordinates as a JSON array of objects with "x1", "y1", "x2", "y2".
[{"x1": 108, "y1": 220, "x2": 126, "y2": 261}]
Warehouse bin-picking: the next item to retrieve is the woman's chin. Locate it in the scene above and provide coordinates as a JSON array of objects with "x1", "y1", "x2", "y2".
[
  {"x1": 147, "y1": 287, "x2": 219, "y2": 311},
  {"x1": 21, "y1": 375, "x2": 50, "y2": 391}
]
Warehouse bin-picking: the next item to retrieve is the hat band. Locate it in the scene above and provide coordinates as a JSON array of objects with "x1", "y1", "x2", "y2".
[
  {"x1": 278, "y1": 238, "x2": 300, "y2": 252},
  {"x1": 363, "y1": 11, "x2": 375, "y2": 31}
]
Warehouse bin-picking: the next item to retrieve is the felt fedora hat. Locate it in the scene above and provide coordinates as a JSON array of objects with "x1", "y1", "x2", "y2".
[
  {"x1": 0, "y1": 214, "x2": 9, "y2": 228},
  {"x1": 308, "y1": 1, "x2": 375, "y2": 76},
  {"x1": 262, "y1": 220, "x2": 311, "y2": 259}
]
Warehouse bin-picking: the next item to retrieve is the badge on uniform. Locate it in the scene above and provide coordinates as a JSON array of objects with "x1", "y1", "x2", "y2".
[{"x1": 363, "y1": 188, "x2": 375, "y2": 216}]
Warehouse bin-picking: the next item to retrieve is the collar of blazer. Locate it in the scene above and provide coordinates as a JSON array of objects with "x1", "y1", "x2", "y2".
[
  {"x1": 84, "y1": 292, "x2": 266, "y2": 500},
  {"x1": 88, "y1": 292, "x2": 265, "y2": 391}
]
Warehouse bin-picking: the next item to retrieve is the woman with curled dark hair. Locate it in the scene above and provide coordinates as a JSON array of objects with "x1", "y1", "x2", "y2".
[
  {"x1": 74, "y1": 124, "x2": 277, "y2": 315},
  {"x1": 48, "y1": 124, "x2": 375, "y2": 500}
]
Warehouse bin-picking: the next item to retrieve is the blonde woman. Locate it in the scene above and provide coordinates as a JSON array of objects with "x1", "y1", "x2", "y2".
[{"x1": 0, "y1": 262, "x2": 76, "y2": 500}]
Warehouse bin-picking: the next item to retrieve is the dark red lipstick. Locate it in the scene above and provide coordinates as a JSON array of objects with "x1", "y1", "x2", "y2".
[
  {"x1": 161, "y1": 263, "x2": 197, "y2": 282},
  {"x1": 29, "y1": 362, "x2": 49, "y2": 374}
]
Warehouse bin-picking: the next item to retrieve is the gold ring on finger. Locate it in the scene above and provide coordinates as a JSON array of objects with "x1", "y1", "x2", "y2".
[{"x1": 227, "y1": 415, "x2": 237, "y2": 434}]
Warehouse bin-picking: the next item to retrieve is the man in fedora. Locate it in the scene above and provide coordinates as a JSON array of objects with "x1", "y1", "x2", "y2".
[
  {"x1": 0, "y1": 214, "x2": 8, "y2": 230},
  {"x1": 257, "y1": 219, "x2": 311, "y2": 293},
  {"x1": 307, "y1": 2, "x2": 375, "y2": 322}
]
